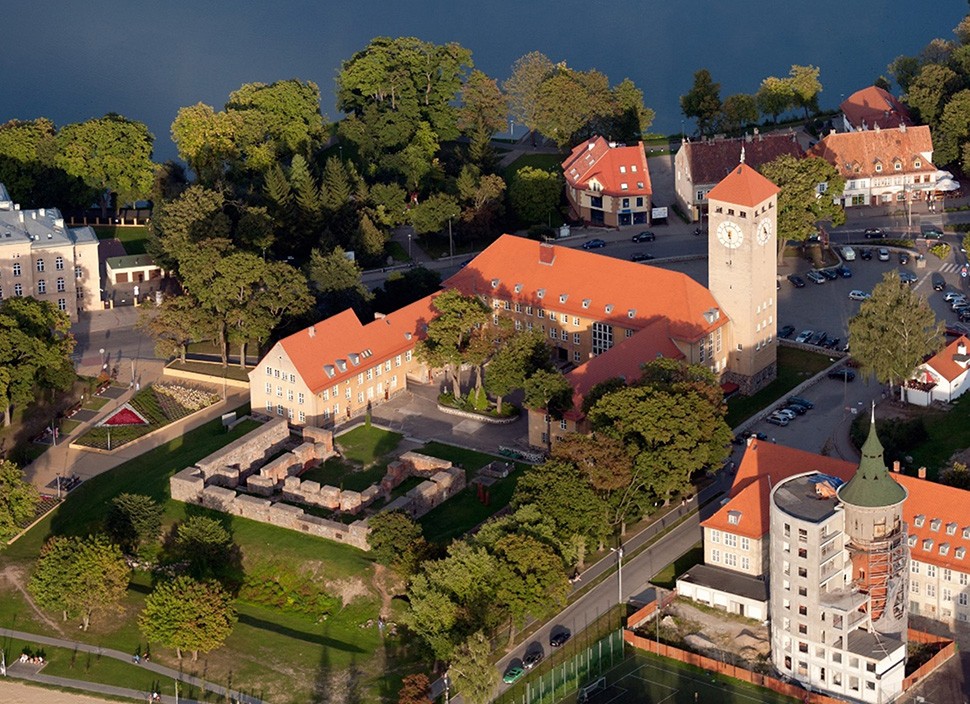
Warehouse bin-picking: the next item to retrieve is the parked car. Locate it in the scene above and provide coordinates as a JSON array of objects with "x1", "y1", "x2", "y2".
[
  {"x1": 877, "y1": 248, "x2": 890, "y2": 261},
  {"x1": 779, "y1": 324, "x2": 795, "y2": 338},
  {"x1": 865, "y1": 228, "x2": 885, "y2": 239},
  {"x1": 523, "y1": 651, "x2": 544, "y2": 670},
  {"x1": 788, "y1": 396, "x2": 814, "y2": 410},
  {"x1": 795, "y1": 329, "x2": 814, "y2": 343},
  {"x1": 960, "y1": 309, "x2": 970, "y2": 323},
  {"x1": 820, "y1": 268, "x2": 839, "y2": 280},
  {"x1": 805, "y1": 270, "x2": 826, "y2": 284},
  {"x1": 898, "y1": 270, "x2": 917, "y2": 285},
  {"x1": 828, "y1": 369, "x2": 856, "y2": 382},
  {"x1": 766, "y1": 414, "x2": 790, "y2": 427},
  {"x1": 503, "y1": 666, "x2": 525, "y2": 684},
  {"x1": 848, "y1": 289, "x2": 871, "y2": 301},
  {"x1": 932, "y1": 272, "x2": 946, "y2": 291},
  {"x1": 859, "y1": 247, "x2": 873, "y2": 260},
  {"x1": 824, "y1": 337, "x2": 841, "y2": 350},
  {"x1": 899, "y1": 251, "x2": 910, "y2": 265},
  {"x1": 810, "y1": 331, "x2": 828, "y2": 347},
  {"x1": 581, "y1": 238, "x2": 606, "y2": 249},
  {"x1": 785, "y1": 403, "x2": 808, "y2": 415},
  {"x1": 550, "y1": 630, "x2": 571, "y2": 648},
  {"x1": 787, "y1": 274, "x2": 806, "y2": 288},
  {"x1": 630, "y1": 252, "x2": 655, "y2": 262},
  {"x1": 836, "y1": 264, "x2": 852, "y2": 278},
  {"x1": 774, "y1": 408, "x2": 797, "y2": 420},
  {"x1": 632, "y1": 231, "x2": 656, "y2": 242},
  {"x1": 944, "y1": 291, "x2": 966, "y2": 302},
  {"x1": 921, "y1": 224, "x2": 944, "y2": 240},
  {"x1": 841, "y1": 246, "x2": 856, "y2": 261}
]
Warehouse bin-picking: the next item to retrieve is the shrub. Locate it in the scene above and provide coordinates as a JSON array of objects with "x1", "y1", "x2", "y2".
[
  {"x1": 238, "y1": 563, "x2": 340, "y2": 620},
  {"x1": 930, "y1": 243, "x2": 951, "y2": 260}
]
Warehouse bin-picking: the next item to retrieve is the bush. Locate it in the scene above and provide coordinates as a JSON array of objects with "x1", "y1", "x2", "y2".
[
  {"x1": 850, "y1": 415, "x2": 929, "y2": 467},
  {"x1": 238, "y1": 563, "x2": 340, "y2": 620},
  {"x1": 930, "y1": 243, "x2": 951, "y2": 260},
  {"x1": 437, "y1": 392, "x2": 519, "y2": 419}
]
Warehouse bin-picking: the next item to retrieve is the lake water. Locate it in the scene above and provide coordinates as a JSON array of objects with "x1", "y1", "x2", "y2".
[{"x1": 1, "y1": 1, "x2": 965, "y2": 161}]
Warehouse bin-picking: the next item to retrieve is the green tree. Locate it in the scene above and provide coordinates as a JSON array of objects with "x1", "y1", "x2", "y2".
[
  {"x1": 457, "y1": 166, "x2": 506, "y2": 240},
  {"x1": 459, "y1": 69, "x2": 507, "y2": 166},
  {"x1": 236, "y1": 205, "x2": 276, "y2": 256},
  {"x1": 610, "y1": 78, "x2": 656, "y2": 142},
  {"x1": 0, "y1": 118, "x2": 92, "y2": 208},
  {"x1": 404, "y1": 572, "x2": 462, "y2": 661},
  {"x1": 397, "y1": 673, "x2": 432, "y2": 704},
  {"x1": 367, "y1": 511, "x2": 427, "y2": 576},
  {"x1": 29, "y1": 534, "x2": 130, "y2": 630},
  {"x1": 0, "y1": 459, "x2": 39, "y2": 542},
  {"x1": 140, "y1": 576, "x2": 236, "y2": 661},
  {"x1": 105, "y1": 493, "x2": 162, "y2": 556},
  {"x1": 368, "y1": 182, "x2": 408, "y2": 228},
  {"x1": 409, "y1": 193, "x2": 461, "y2": 236},
  {"x1": 720, "y1": 94, "x2": 759, "y2": 133},
  {"x1": 170, "y1": 103, "x2": 241, "y2": 186},
  {"x1": 756, "y1": 76, "x2": 795, "y2": 122},
  {"x1": 137, "y1": 295, "x2": 218, "y2": 363},
  {"x1": 888, "y1": 55, "x2": 923, "y2": 94},
  {"x1": 416, "y1": 290, "x2": 490, "y2": 397},
  {"x1": 321, "y1": 156, "x2": 354, "y2": 211},
  {"x1": 934, "y1": 89, "x2": 970, "y2": 166},
  {"x1": 905, "y1": 63, "x2": 958, "y2": 126},
  {"x1": 508, "y1": 166, "x2": 562, "y2": 225},
  {"x1": 523, "y1": 368, "x2": 573, "y2": 453},
  {"x1": 759, "y1": 154, "x2": 845, "y2": 262},
  {"x1": 355, "y1": 212, "x2": 388, "y2": 263},
  {"x1": 788, "y1": 65, "x2": 823, "y2": 117},
  {"x1": 55, "y1": 114, "x2": 155, "y2": 217},
  {"x1": 0, "y1": 297, "x2": 76, "y2": 426},
  {"x1": 483, "y1": 329, "x2": 549, "y2": 413},
  {"x1": 173, "y1": 515, "x2": 237, "y2": 582},
  {"x1": 504, "y1": 51, "x2": 555, "y2": 145},
  {"x1": 940, "y1": 462, "x2": 970, "y2": 490},
  {"x1": 449, "y1": 632, "x2": 499, "y2": 704},
  {"x1": 848, "y1": 271, "x2": 943, "y2": 395},
  {"x1": 305, "y1": 246, "x2": 373, "y2": 318},
  {"x1": 148, "y1": 184, "x2": 232, "y2": 274},
  {"x1": 680, "y1": 69, "x2": 722, "y2": 137},
  {"x1": 491, "y1": 533, "x2": 569, "y2": 640},
  {"x1": 533, "y1": 69, "x2": 601, "y2": 148}
]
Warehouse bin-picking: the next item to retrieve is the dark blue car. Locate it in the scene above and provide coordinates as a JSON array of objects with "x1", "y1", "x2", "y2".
[{"x1": 581, "y1": 238, "x2": 607, "y2": 249}]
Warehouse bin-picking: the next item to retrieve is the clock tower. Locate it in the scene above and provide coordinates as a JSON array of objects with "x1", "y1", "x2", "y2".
[{"x1": 706, "y1": 160, "x2": 780, "y2": 394}]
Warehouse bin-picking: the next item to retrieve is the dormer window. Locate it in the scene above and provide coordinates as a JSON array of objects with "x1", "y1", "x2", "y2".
[
  {"x1": 908, "y1": 535, "x2": 918, "y2": 547},
  {"x1": 619, "y1": 166, "x2": 626, "y2": 173},
  {"x1": 637, "y1": 182, "x2": 645, "y2": 189},
  {"x1": 605, "y1": 304, "x2": 614, "y2": 314},
  {"x1": 537, "y1": 289, "x2": 545, "y2": 299},
  {"x1": 964, "y1": 527, "x2": 970, "y2": 540},
  {"x1": 582, "y1": 299, "x2": 591, "y2": 309},
  {"x1": 914, "y1": 515, "x2": 925, "y2": 528},
  {"x1": 627, "y1": 309, "x2": 636, "y2": 318},
  {"x1": 940, "y1": 543, "x2": 951, "y2": 556},
  {"x1": 893, "y1": 161, "x2": 902, "y2": 171},
  {"x1": 923, "y1": 538, "x2": 934, "y2": 551},
  {"x1": 620, "y1": 183, "x2": 628, "y2": 190},
  {"x1": 631, "y1": 165, "x2": 638, "y2": 172},
  {"x1": 559, "y1": 294, "x2": 568, "y2": 303},
  {"x1": 914, "y1": 159, "x2": 922, "y2": 168},
  {"x1": 957, "y1": 546, "x2": 966, "y2": 559},
  {"x1": 931, "y1": 518, "x2": 942, "y2": 532},
  {"x1": 728, "y1": 510, "x2": 741, "y2": 525},
  {"x1": 874, "y1": 162, "x2": 883, "y2": 173},
  {"x1": 514, "y1": 283, "x2": 523, "y2": 293},
  {"x1": 947, "y1": 522, "x2": 957, "y2": 535}
]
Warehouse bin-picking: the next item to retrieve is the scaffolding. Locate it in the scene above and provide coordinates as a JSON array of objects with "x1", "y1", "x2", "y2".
[{"x1": 848, "y1": 524, "x2": 908, "y2": 633}]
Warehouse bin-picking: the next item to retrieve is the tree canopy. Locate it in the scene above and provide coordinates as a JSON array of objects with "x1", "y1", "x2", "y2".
[
  {"x1": 681, "y1": 69, "x2": 722, "y2": 137},
  {"x1": 0, "y1": 459, "x2": 39, "y2": 543},
  {"x1": 140, "y1": 575, "x2": 237, "y2": 661}
]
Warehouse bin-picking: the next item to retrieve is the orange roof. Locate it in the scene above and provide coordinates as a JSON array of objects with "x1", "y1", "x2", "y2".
[
  {"x1": 707, "y1": 440, "x2": 970, "y2": 574},
  {"x1": 840, "y1": 86, "x2": 912, "y2": 130},
  {"x1": 921, "y1": 335, "x2": 970, "y2": 383},
  {"x1": 705, "y1": 162, "x2": 779, "y2": 208},
  {"x1": 808, "y1": 124, "x2": 935, "y2": 180},
  {"x1": 703, "y1": 441, "x2": 854, "y2": 539},
  {"x1": 562, "y1": 136, "x2": 652, "y2": 197},
  {"x1": 275, "y1": 294, "x2": 438, "y2": 394},
  {"x1": 681, "y1": 132, "x2": 803, "y2": 187},
  {"x1": 446, "y1": 235, "x2": 725, "y2": 343}
]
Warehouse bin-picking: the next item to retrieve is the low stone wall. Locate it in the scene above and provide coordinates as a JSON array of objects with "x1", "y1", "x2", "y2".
[
  {"x1": 162, "y1": 363, "x2": 251, "y2": 389},
  {"x1": 435, "y1": 404, "x2": 520, "y2": 424},
  {"x1": 196, "y1": 417, "x2": 290, "y2": 479}
]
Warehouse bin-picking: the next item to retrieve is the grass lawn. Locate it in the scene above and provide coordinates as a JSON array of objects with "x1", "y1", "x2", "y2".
[
  {"x1": 166, "y1": 360, "x2": 253, "y2": 382},
  {"x1": 92, "y1": 225, "x2": 149, "y2": 256},
  {"x1": 299, "y1": 456, "x2": 391, "y2": 492},
  {"x1": 58, "y1": 418, "x2": 81, "y2": 435},
  {"x1": 907, "y1": 392, "x2": 970, "y2": 475},
  {"x1": 651, "y1": 543, "x2": 703, "y2": 590},
  {"x1": 81, "y1": 396, "x2": 110, "y2": 411},
  {"x1": 503, "y1": 153, "x2": 565, "y2": 178},
  {"x1": 386, "y1": 241, "x2": 409, "y2": 262},
  {"x1": 334, "y1": 424, "x2": 402, "y2": 465},
  {"x1": 726, "y1": 346, "x2": 833, "y2": 427}
]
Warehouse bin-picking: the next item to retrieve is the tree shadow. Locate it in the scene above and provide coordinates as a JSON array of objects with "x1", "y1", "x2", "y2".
[{"x1": 236, "y1": 612, "x2": 367, "y2": 653}]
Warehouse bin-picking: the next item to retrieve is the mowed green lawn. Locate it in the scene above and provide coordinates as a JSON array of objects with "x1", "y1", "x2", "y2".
[{"x1": 93, "y1": 225, "x2": 149, "y2": 256}]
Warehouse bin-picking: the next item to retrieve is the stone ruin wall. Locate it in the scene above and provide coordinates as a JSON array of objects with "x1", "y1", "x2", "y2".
[{"x1": 170, "y1": 423, "x2": 465, "y2": 551}]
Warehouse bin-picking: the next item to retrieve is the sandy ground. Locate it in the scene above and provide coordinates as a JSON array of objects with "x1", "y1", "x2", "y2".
[{"x1": 0, "y1": 680, "x2": 112, "y2": 704}]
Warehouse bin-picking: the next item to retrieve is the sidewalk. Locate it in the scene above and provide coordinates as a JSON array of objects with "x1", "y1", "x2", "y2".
[{"x1": 1, "y1": 626, "x2": 258, "y2": 703}]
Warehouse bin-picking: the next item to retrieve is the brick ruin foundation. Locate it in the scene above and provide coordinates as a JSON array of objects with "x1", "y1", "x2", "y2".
[{"x1": 170, "y1": 418, "x2": 466, "y2": 550}]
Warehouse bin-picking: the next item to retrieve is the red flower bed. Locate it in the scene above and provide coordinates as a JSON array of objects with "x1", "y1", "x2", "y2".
[{"x1": 102, "y1": 407, "x2": 149, "y2": 426}]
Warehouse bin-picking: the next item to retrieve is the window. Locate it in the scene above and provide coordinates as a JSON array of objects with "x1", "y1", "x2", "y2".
[
  {"x1": 560, "y1": 329, "x2": 567, "y2": 341},
  {"x1": 549, "y1": 328, "x2": 557, "y2": 339},
  {"x1": 875, "y1": 163, "x2": 883, "y2": 173},
  {"x1": 943, "y1": 588, "x2": 952, "y2": 602},
  {"x1": 366, "y1": 369, "x2": 373, "y2": 380},
  {"x1": 740, "y1": 537, "x2": 750, "y2": 551},
  {"x1": 559, "y1": 419, "x2": 567, "y2": 430},
  {"x1": 298, "y1": 411, "x2": 306, "y2": 422},
  {"x1": 911, "y1": 561, "x2": 920, "y2": 574},
  {"x1": 740, "y1": 556, "x2": 750, "y2": 571},
  {"x1": 962, "y1": 573, "x2": 968, "y2": 586},
  {"x1": 298, "y1": 393, "x2": 305, "y2": 405},
  {"x1": 573, "y1": 351, "x2": 581, "y2": 362},
  {"x1": 290, "y1": 373, "x2": 296, "y2": 383},
  {"x1": 322, "y1": 389, "x2": 329, "y2": 401},
  {"x1": 711, "y1": 549, "x2": 720, "y2": 563},
  {"x1": 266, "y1": 400, "x2": 273, "y2": 411},
  {"x1": 960, "y1": 593, "x2": 968, "y2": 606},
  {"x1": 275, "y1": 369, "x2": 281, "y2": 378},
  {"x1": 57, "y1": 298, "x2": 66, "y2": 311},
  {"x1": 36, "y1": 259, "x2": 44, "y2": 272},
  {"x1": 13, "y1": 283, "x2": 22, "y2": 297},
  {"x1": 12, "y1": 263, "x2": 20, "y2": 277},
  {"x1": 54, "y1": 276, "x2": 65, "y2": 292},
  {"x1": 944, "y1": 568, "x2": 952, "y2": 582},
  {"x1": 573, "y1": 316, "x2": 580, "y2": 326},
  {"x1": 265, "y1": 382, "x2": 272, "y2": 394},
  {"x1": 724, "y1": 552, "x2": 737, "y2": 567},
  {"x1": 287, "y1": 407, "x2": 294, "y2": 419},
  {"x1": 37, "y1": 279, "x2": 46, "y2": 294},
  {"x1": 276, "y1": 404, "x2": 284, "y2": 416},
  {"x1": 724, "y1": 533, "x2": 737, "y2": 548},
  {"x1": 591, "y1": 321, "x2": 614, "y2": 356},
  {"x1": 928, "y1": 564, "x2": 937, "y2": 578},
  {"x1": 573, "y1": 333, "x2": 581, "y2": 345},
  {"x1": 395, "y1": 355, "x2": 402, "y2": 367},
  {"x1": 276, "y1": 386, "x2": 283, "y2": 397},
  {"x1": 287, "y1": 389, "x2": 294, "y2": 401},
  {"x1": 911, "y1": 581, "x2": 920, "y2": 594},
  {"x1": 710, "y1": 530, "x2": 720, "y2": 543},
  {"x1": 927, "y1": 584, "x2": 936, "y2": 597},
  {"x1": 357, "y1": 392, "x2": 364, "y2": 404},
  {"x1": 406, "y1": 350, "x2": 412, "y2": 362},
  {"x1": 75, "y1": 266, "x2": 83, "y2": 279}
]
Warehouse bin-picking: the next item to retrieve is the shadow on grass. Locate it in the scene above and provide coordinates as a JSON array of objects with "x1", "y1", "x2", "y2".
[{"x1": 235, "y1": 612, "x2": 368, "y2": 654}]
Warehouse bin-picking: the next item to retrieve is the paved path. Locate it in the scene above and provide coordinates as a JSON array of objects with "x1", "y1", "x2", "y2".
[{"x1": 1, "y1": 627, "x2": 259, "y2": 703}]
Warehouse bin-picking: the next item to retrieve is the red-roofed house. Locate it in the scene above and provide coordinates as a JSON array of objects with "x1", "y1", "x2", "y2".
[
  {"x1": 905, "y1": 335, "x2": 970, "y2": 406},
  {"x1": 561, "y1": 136, "x2": 652, "y2": 227},
  {"x1": 673, "y1": 130, "x2": 803, "y2": 221},
  {"x1": 808, "y1": 124, "x2": 937, "y2": 208},
  {"x1": 840, "y1": 86, "x2": 913, "y2": 132}
]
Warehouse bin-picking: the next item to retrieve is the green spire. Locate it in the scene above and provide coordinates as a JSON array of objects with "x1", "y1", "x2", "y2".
[{"x1": 838, "y1": 406, "x2": 907, "y2": 508}]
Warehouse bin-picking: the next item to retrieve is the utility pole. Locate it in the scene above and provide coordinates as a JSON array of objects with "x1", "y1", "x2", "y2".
[{"x1": 448, "y1": 218, "x2": 454, "y2": 260}]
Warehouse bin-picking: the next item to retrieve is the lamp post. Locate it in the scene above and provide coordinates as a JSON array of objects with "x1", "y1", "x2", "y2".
[
  {"x1": 407, "y1": 233, "x2": 412, "y2": 260},
  {"x1": 611, "y1": 546, "x2": 624, "y2": 607}
]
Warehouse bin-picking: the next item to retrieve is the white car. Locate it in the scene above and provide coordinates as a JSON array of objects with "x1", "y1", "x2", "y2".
[
  {"x1": 848, "y1": 290, "x2": 871, "y2": 301},
  {"x1": 774, "y1": 408, "x2": 797, "y2": 420},
  {"x1": 795, "y1": 330, "x2": 814, "y2": 344},
  {"x1": 944, "y1": 291, "x2": 966, "y2": 303},
  {"x1": 877, "y1": 248, "x2": 890, "y2": 261},
  {"x1": 841, "y1": 246, "x2": 856, "y2": 261}
]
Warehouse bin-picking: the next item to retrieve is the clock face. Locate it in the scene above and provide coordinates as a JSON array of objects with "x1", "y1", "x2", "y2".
[
  {"x1": 716, "y1": 221, "x2": 744, "y2": 249},
  {"x1": 757, "y1": 219, "x2": 773, "y2": 246}
]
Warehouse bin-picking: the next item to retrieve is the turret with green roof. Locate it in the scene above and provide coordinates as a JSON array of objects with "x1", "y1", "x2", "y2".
[{"x1": 838, "y1": 406, "x2": 907, "y2": 508}]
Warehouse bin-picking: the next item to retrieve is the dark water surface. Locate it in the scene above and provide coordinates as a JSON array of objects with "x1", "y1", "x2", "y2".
[{"x1": 1, "y1": 1, "x2": 965, "y2": 160}]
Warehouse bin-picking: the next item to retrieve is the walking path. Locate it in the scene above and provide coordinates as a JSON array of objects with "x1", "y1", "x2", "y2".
[{"x1": 1, "y1": 627, "x2": 259, "y2": 704}]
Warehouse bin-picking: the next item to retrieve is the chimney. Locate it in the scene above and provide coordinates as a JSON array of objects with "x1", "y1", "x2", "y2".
[
  {"x1": 892, "y1": 460, "x2": 901, "y2": 473},
  {"x1": 918, "y1": 466, "x2": 927, "y2": 479},
  {"x1": 958, "y1": 341, "x2": 966, "y2": 356},
  {"x1": 746, "y1": 435, "x2": 754, "y2": 447},
  {"x1": 308, "y1": 325, "x2": 315, "y2": 338},
  {"x1": 539, "y1": 242, "x2": 556, "y2": 266}
]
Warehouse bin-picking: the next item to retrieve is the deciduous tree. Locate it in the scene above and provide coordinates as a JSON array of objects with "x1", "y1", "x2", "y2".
[
  {"x1": 681, "y1": 69, "x2": 722, "y2": 137},
  {"x1": 905, "y1": 63, "x2": 958, "y2": 126},
  {"x1": 523, "y1": 369, "x2": 573, "y2": 453},
  {"x1": 508, "y1": 166, "x2": 562, "y2": 225},
  {"x1": 491, "y1": 533, "x2": 569, "y2": 639},
  {"x1": 720, "y1": 94, "x2": 758, "y2": 133},
  {"x1": 367, "y1": 511, "x2": 428, "y2": 576},
  {"x1": 0, "y1": 459, "x2": 39, "y2": 542},
  {"x1": 483, "y1": 329, "x2": 549, "y2": 413},
  {"x1": 140, "y1": 576, "x2": 236, "y2": 661},
  {"x1": 305, "y1": 246, "x2": 373, "y2": 318},
  {"x1": 756, "y1": 76, "x2": 795, "y2": 123},
  {"x1": 397, "y1": 673, "x2": 432, "y2": 704},
  {"x1": 173, "y1": 515, "x2": 238, "y2": 582},
  {"x1": 416, "y1": 290, "x2": 490, "y2": 397},
  {"x1": 449, "y1": 632, "x2": 499, "y2": 704},
  {"x1": 105, "y1": 493, "x2": 162, "y2": 556},
  {"x1": 848, "y1": 271, "x2": 943, "y2": 395},
  {"x1": 409, "y1": 193, "x2": 461, "y2": 236},
  {"x1": 788, "y1": 65, "x2": 823, "y2": 117},
  {"x1": 504, "y1": 52, "x2": 555, "y2": 145}
]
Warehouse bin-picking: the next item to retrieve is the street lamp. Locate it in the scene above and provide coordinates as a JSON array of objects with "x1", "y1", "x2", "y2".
[
  {"x1": 611, "y1": 546, "x2": 624, "y2": 608},
  {"x1": 407, "y1": 233, "x2": 412, "y2": 260}
]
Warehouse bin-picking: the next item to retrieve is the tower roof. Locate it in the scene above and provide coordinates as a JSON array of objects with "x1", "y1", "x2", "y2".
[
  {"x1": 705, "y1": 162, "x2": 779, "y2": 208},
  {"x1": 837, "y1": 409, "x2": 907, "y2": 508}
]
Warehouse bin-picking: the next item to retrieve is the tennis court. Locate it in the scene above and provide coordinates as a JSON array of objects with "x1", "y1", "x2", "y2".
[{"x1": 571, "y1": 651, "x2": 800, "y2": 704}]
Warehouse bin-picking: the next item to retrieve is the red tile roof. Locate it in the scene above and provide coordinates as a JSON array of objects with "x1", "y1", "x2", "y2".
[
  {"x1": 840, "y1": 86, "x2": 912, "y2": 130},
  {"x1": 706, "y1": 440, "x2": 970, "y2": 573},
  {"x1": 562, "y1": 136, "x2": 652, "y2": 197},
  {"x1": 808, "y1": 124, "x2": 936, "y2": 180},
  {"x1": 681, "y1": 132, "x2": 803, "y2": 187},
  {"x1": 706, "y1": 162, "x2": 780, "y2": 208},
  {"x1": 276, "y1": 294, "x2": 438, "y2": 394},
  {"x1": 921, "y1": 335, "x2": 970, "y2": 383},
  {"x1": 446, "y1": 235, "x2": 726, "y2": 343}
]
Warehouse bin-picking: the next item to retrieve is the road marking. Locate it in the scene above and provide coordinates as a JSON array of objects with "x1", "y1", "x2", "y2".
[{"x1": 941, "y1": 262, "x2": 959, "y2": 274}]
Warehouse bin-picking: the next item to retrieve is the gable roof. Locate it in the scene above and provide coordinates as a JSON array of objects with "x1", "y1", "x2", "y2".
[
  {"x1": 896, "y1": 473, "x2": 970, "y2": 573},
  {"x1": 808, "y1": 124, "x2": 936, "y2": 179},
  {"x1": 706, "y1": 162, "x2": 780, "y2": 208},
  {"x1": 921, "y1": 335, "x2": 970, "y2": 383},
  {"x1": 841, "y1": 86, "x2": 912, "y2": 130},
  {"x1": 681, "y1": 132, "x2": 803, "y2": 188},
  {"x1": 274, "y1": 294, "x2": 438, "y2": 394},
  {"x1": 562, "y1": 136, "x2": 652, "y2": 197},
  {"x1": 446, "y1": 235, "x2": 725, "y2": 343}
]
